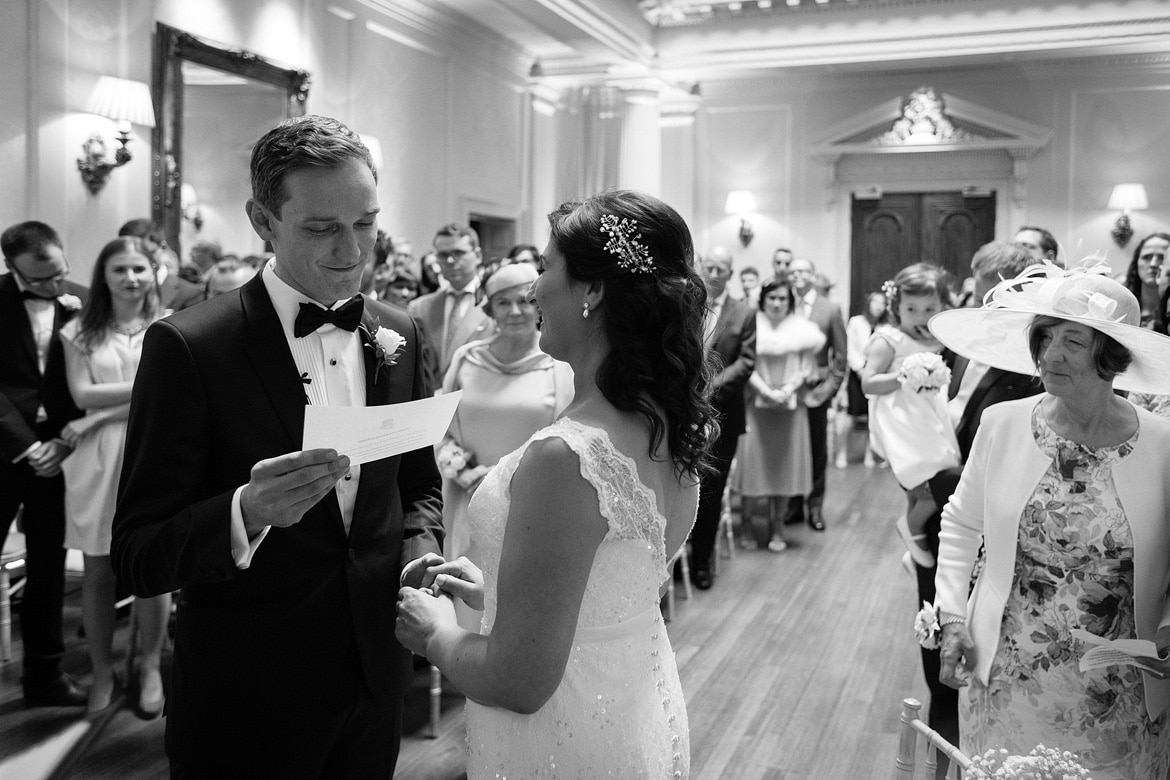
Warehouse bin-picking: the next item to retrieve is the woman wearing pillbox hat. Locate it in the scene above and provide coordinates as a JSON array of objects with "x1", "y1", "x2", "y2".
[
  {"x1": 434, "y1": 261, "x2": 573, "y2": 622},
  {"x1": 928, "y1": 260, "x2": 1170, "y2": 778}
]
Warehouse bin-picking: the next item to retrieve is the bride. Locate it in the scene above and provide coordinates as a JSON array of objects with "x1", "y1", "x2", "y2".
[{"x1": 396, "y1": 189, "x2": 715, "y2": 778}]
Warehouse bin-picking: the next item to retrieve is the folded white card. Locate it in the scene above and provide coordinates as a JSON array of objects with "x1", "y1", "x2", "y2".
[
  {"x1": 1071, "y1": 628, "x2": 1167, "y2": 673},
  {"x1": 303, "y1": 391, "x2": 462, "y2": 465}
]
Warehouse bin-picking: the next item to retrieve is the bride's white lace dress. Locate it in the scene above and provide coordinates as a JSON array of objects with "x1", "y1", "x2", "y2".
[{"x1": 465, "y1": 418, "x2": 694, "y2": 779}]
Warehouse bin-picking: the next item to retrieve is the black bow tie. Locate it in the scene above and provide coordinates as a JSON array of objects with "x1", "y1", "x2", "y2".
[
  {"x1": 293, "y1": 296, "x2": 364, "y2": 338},
  {"x1": 20, "y1": 290, "x2": 55, "y2": 301}
]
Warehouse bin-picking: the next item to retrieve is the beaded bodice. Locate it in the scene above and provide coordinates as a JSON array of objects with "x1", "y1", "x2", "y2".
[{"x1": 470, "y1": 417, "x2": 679, "y2": 633}]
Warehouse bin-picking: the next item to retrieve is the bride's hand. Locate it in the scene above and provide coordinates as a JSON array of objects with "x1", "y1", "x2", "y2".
[
  {"x1": 396, "y1": 586, "x2": 457, "y2": 658},
  {"x1": 401, "y1": 552, "x2": 446, "y2": 590},
  {"x1": 426, "y1": 557, "x2": 485, "y2": 611}
]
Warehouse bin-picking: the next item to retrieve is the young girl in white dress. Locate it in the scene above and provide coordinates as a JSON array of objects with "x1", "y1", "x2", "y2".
[
  {"x1": 861, "y1": 263, "x2": 959, "y2": 567},
  {"x1": 60, "y1": 237, "x2": 169, "y2": 717},
  {"x1": 395, "y1": 190, "x2": 714, "y2": 779}
]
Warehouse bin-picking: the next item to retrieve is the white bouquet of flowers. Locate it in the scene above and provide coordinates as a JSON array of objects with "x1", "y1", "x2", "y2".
[
  {"x1": 898, "y1": 352, "x2": 951, "y2": 394},
  {"x1": 436, "y1": 438, "x2": 491, "y2": 490},
  {"x1": 436, "y1": 439, "x2": 472, "y2": 480},
  {"x1": 968, "y1": 745, "x2": 1092, "y2": 779}
]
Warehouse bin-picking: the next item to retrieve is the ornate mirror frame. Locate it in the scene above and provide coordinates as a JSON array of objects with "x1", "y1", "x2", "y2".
[{"x1": 151, "y1": 23, "x2": 310, "y2": 257}]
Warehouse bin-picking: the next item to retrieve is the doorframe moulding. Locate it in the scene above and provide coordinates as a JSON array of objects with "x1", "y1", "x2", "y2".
[{"x1": 809, "y1": 89, "x2": 1052, "y2": 221}]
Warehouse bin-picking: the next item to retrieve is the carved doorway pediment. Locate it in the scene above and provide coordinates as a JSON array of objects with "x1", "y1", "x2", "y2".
[{"x1": 812, "y1": 87, "x2": 1052, "y2": 158}]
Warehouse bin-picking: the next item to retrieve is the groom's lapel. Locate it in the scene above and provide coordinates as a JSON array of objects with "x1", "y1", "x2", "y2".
[
  {"x1": 353, "y1": 306, "x2": 402, "y2": 532},
  {"x1": 239, "y1": 272, "x2": 306, "y2": 453}
]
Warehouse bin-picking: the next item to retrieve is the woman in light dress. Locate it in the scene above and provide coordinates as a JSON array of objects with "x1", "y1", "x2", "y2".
[
  {"x1": 841, "y1": 290, "x2": 887, "y2": 467},
  {"x1": 931, "y1": 263, "x2": 1170, "y2": 778},
  {"x1": 438, "y1": 262, "x2": 572, "y2": 624},
  {"x1": 738, "y1": 277, "x2": 824, "y2": 551},
  {"x1": 396, "y1": 190, "x2": 714, "y2": 778},
  {"x1": 60, "y1": 237, "x2": 170, "y2": 717}
]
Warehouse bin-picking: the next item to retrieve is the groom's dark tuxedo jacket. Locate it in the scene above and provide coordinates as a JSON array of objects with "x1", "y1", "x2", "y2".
[{"x1": 111, "y1": 271, "x2": 443, "y2": 762}]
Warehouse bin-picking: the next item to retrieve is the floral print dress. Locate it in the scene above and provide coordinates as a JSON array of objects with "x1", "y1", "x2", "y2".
[{"x1": 962, "y1": 405, "x2": 1170, "y2": 779}]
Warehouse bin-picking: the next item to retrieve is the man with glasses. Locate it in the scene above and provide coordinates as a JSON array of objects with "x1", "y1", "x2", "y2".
[
  {"x1": 407, "y1": 223, "x2": 493, "y2": 387},
  {"x1": 0, "y1": 220, "x2": 88, "y2": 707}
]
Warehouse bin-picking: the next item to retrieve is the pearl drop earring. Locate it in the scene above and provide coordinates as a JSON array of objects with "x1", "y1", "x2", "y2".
[{"x1": 582, "y1": 301, "x2": 590, "y2": 319}]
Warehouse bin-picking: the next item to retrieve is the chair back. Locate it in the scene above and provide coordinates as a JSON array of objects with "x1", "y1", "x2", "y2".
[{"x1": 894, "y1": 697, "x2": 973, "y2": 779}]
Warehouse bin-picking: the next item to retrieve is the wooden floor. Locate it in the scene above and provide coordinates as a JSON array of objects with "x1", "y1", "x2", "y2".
[{"x1": 1, "y1": 448, "x2": 932, "y2": 779}]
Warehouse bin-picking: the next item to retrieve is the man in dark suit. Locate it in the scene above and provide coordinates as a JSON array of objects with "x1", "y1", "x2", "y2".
[
  {"x1": 0, "y1": 221, "x2": 87, "y2": 707},
  {"x1": 786, "y1": 257, "x2": 846, "y2": 531},
  {"x1": 407, "y1": 224, "x2": 494, "y2": 389},
  {"x1": 111, "y1": 116, "x2": 444, "y2": 777},
  {"x1": 919, "y1": 241, "x2": 1040, "y2": 777},
  {"x1": 690, "y1": 246, "x2": 755, "y2": 590}
]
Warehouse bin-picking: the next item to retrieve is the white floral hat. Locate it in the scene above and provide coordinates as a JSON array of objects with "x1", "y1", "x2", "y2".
[{"x1": 928, "y1": 260, "x2": 1170, "y2": 394}]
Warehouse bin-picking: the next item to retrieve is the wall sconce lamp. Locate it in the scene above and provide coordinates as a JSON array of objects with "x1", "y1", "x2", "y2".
[
  {"x1": 180, "y1": 183, "x2": 204, "y2": 232},
  {"x1": 77, "y1": 76, "x2": 156, "y2": 194},
  {"x1": 1107, "y1": 183, "x2": 1148, "y2": 247},
  {"x1": 725, "y1": 190, "x2": 757, "y2": 246}
]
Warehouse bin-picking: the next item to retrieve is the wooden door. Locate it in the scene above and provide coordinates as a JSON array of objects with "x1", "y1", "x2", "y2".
[{"x1": 850, "y1": 191, "x2": 995, "y2": 317}]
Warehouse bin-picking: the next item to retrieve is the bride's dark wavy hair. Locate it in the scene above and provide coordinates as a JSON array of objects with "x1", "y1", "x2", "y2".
[{"x1": 547, "y1": 190, "x2": 719, "y2": 479}]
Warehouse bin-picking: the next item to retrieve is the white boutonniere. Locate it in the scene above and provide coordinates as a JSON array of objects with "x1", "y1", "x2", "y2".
[
  {"x1": 57, "y1": 293, "x2": 83, "y2": 313},
  {"x1": 359, "y1": 320, "x2": 406, "y2": 384}
]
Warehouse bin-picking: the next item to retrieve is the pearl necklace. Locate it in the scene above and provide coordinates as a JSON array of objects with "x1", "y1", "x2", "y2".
[{"x1": 112, "y1": 320, "x2": 148, "y2": 336}]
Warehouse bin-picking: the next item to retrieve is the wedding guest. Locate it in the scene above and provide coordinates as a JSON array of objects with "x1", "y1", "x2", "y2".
[
  {"x1": 111, "y1": 115, "x2": 444, "y2": 776},
  {"x1": 931, "y1": 263, "x2": 1170, "y2": 779},
  {"x1": 408, "y1": 224, "x2": 494, "y2": 383},
  {"x1": 863, "y1": 264, "x2": 959, "y2": 569},
  {"x1": 1122, "y1": 232, "x2": 1170, "y2": 330},
  {"x1": 118, "y1": 219, "x2": 202, "y2": 311},
  {"x1": 919, "y1": 240, "x2": 1040, "y2": 775},
  {"x1": 691, "y1": 245, "x2": 755, "y2": 589},
  {"x1": 0, "y1": 221, "x2": 87, "y2": 708},
  {"x1": 502, "y1": 243, "x2": 539, "y2": 269},
  {"x1": 786, "y1": 257, "x2": 847, "y2": 531},
  {"x1": 842, "y1": 289, "x2": 887, "y2": 468},
  {"x1": 437, "y1": 263, "x2": 572, "y2": 619},
  {"x1": 739, "y1": 278, "x2": 824, "y2": 551},
  {"x1": 383, "y1": 268, "x2": 421, "y2": 309},
  {"x1": 202, "y1": 257, "x2": 257, "y2": 302},
  {"x1": 59, "y1": 237, "x2": 169, "y2": 717},
  {"x1": 397, "y1": 189, "x2": 714, "y2": 778},
  {"x1": 739, "y1": 265, "x2": 760, "y2": 307}
]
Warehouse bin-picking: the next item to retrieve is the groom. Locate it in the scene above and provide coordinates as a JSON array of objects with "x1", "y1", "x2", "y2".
[{"x1": 112, "y1": 116, "x2": 443, "y2": 777}]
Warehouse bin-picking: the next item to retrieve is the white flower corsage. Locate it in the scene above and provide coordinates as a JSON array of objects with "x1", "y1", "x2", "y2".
[
  {"x1": 359, "y1": 321, "x2": 406, "y2": 384},
  {"x1": 436, "y1": 439, "x2": 490, "y2": 490},
  {"x1": 968, "y1": 745, "x2": 1092, "y2": 779},
  {"x1": 436, "y1": 439, "x2": 471, "y2": 479},
  {"x1": 57, "y1": 293, "x2": 83, "y2": 312},
  {"x1": 913, "y1": 601, "x2": 942, "y2": 650},
  {"x1": 898, "y1": 352, "x2": 951, "y2": 394}
]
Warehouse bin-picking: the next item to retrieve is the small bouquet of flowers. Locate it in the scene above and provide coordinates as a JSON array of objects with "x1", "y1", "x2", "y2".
[
  {"x1": 967, "y1": 745, "x2": 1092, "y2": 779},
  {"x1": 436, "y1": 439, "x2": 490, "y2": 490},
  {"x1": 898, "y1": 352, "x2": 951, "y2": 394},
  {"x1": 913, "y1": 601, "x2": 942, "y2": 650}
]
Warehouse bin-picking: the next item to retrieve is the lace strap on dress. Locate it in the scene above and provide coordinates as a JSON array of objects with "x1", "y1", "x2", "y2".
[{"x1": 530, "y1": 419, "x2": 669, "y2": 577}]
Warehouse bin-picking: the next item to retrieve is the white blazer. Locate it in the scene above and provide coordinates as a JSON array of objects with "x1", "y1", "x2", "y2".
[{"x1": 935, "y1": 394, "x2": 1170, "y2": 719}]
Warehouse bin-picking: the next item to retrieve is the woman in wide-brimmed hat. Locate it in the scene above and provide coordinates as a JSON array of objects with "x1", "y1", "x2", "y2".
[{"x1": 927, "y1": 261, "x2": 1170, "y2": 779}]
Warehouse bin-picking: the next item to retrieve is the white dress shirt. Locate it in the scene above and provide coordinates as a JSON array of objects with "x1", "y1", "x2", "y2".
[
  {"x1": 704, "y1": 290, "x2": 729, "y2": 347},
  {"x1": 947, "y1": 359, "x2": 991, "y2": 430},
  {"x1": 11, "y1": 277, "x2": 57, "y2": 463},
  {"x1": 230, "y1": 260, "x2": 367, "y2": 568},
  {"x1": 797, "y1": 289, "x2": 817, "y2": 319}
]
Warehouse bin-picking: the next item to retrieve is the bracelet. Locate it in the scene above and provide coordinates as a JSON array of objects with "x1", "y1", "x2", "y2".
[{"x1": 940, "y1": 615, "x2": 966, "y2": 628}]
